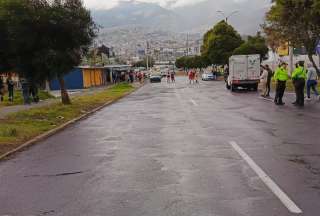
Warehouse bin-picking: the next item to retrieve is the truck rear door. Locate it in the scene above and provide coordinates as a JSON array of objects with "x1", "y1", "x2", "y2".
[
  {"x1": 247, "y1": 55, "x2": 260, "y2": 81},
  {"x1": 230, "y1": 55, "x2": 247, "y2": 81}
]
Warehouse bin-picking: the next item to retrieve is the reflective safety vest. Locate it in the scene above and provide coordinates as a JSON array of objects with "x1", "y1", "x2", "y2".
[
  {"x1": 274, "y1": 67, "x2": 289, "y2": 81},
  {"x1": 292, "y1": 66, "x2": 307, "y2": 80}
]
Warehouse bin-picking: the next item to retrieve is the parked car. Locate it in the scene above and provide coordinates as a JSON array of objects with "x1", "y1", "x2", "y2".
[
  {"x1": 150, "y1": 73, "x2": 162, "y2": 83},
  {"x1": 202, "y1": 72, "x2": 214, "y2": 81},
  {"x1": 226, "y1": 54, "x2": 260, "y2": 92}
]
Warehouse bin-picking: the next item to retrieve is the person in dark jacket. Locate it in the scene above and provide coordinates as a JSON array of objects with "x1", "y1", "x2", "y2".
[
  {"x1": 0, "y1": 76, "x2": 4, "y2": 102},
  {"x1": 20, "y1": 78, "x2": 30, "y2": 105},
  {"x1": 6, "y1": 75, "x2": 14, "y2": 102}
]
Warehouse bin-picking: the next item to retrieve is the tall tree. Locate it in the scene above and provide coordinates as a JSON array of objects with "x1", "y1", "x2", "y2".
[
  {"x1": 264, "y1": 0, "x2": 320, "y2": 75},
  {"x1": 0, "y1": 0, "x2": 96, "y2": 104},
  {"x1": 233, "y1": 32, "x2": 269, "y2": 61},
  {"x1": 44, "y1": 0, "x2": 97, "y2": 104},
  {"x1": 202, "y1": 21, "x2": 243, "y2": 65}
]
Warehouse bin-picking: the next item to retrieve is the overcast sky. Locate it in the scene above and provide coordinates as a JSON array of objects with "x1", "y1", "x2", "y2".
[{"x1": 83, "y1": 0, "x2": 219, "y2": 9}]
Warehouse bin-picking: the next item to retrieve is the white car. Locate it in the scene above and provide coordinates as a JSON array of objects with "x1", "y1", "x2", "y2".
[{"x1": 202, "y1": 73, "x2": 214, "y2": 81}]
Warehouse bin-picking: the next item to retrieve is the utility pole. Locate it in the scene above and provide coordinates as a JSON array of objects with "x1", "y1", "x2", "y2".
[
  {"x1": 289, "y1": 45, "x2": 294, "y2": 75},
  {"x1": 186, "y1": 33, "x2": 189, "y2": 56},
  {"x1": 146, "y1": 41, "x2": 150, "y2": 71}
]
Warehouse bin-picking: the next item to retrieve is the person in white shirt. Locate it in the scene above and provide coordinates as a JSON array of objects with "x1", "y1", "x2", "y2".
[
  {"x1": 260, "y1": 66, "x2": 268, "y2": 97},
  {"x1": 306, "y1": 63, "x2": 319, "y2": 100}
]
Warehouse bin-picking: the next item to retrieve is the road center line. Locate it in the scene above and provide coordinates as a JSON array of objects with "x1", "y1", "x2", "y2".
[
  {"x1": 229, "y1": 141, "x2": 302, "y2": 214},
  {"x1": 190, "y1": 99, "x2": 198, "y2": 106}
]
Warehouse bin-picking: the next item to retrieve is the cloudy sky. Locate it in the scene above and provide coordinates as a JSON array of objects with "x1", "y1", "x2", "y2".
[{"x1": 83, "y1": 0, "x2": 216, "y2": 9}]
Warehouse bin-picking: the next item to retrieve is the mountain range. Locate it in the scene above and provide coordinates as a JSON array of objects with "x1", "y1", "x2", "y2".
[{"x1": 91, "y1": 0, "x2": 271, "y2": 35}]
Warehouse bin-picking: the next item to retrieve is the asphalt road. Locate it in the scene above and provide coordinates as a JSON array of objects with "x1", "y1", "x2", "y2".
[{"x1": 1, "y1": 77, "x2": 320, "y2": 216}]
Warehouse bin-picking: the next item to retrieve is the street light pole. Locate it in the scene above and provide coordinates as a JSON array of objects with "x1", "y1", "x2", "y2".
[{"x1": 217, "y1": 10, "x2": 239, "y2": 23}]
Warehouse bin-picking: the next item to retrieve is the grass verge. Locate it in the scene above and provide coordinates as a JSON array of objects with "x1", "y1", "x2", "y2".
[
  {"x1": 0, "y1": 90, "x2": 54, "y2": 107},
  {"x1": 0, "y1": 83, "x2": 135, "y2": 156}
]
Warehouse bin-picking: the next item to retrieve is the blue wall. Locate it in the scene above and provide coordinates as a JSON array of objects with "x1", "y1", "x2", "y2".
[{"x1": 50, "y1": 68, "x2": 83, "y2": 90}]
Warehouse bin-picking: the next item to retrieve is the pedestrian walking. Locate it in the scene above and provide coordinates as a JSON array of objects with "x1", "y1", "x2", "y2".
[
  {"x1": 306, "y1": 63, "x2": 319, "y2": 101},
  {"x1": 0, "y1": 76, "x2": 4, "y2": 102},
  {"x1": 6, "y1": 75, "x2": 14, "y2": 102},
  {"x1": 259, "y1": 66, "x2": 268, "y2": 97},
  {"x1": 274, "y1": 63, "x2": 289, "y2": 105},
  {"x1": 292, "y1": 61, "x2": 307, "y2": 107}
]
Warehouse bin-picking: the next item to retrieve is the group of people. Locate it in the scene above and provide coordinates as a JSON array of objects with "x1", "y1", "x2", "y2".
[
  {"x1": 260, "y1": 61, "x2": 319, "y2": 107},
  {"x1": 188, "y1": 69, "x2": 199, "y2": 84},
  {"x1": 0, "y1": 75, "x2": 15, "y2": 102},
  {"x1": 166, "y1": 72, "x2": 176, "y2": 83},
  {"x1": 0, "y1": 75, "x2": 40, "y2": 105}
]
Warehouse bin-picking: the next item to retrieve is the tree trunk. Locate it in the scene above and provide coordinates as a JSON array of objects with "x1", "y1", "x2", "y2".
[
  {"x1": 307, "y1": 53, "x2": 320, "y2": 76},
  {"x1": 58, "y1": 77, "x2": 71, "y2": 105}
]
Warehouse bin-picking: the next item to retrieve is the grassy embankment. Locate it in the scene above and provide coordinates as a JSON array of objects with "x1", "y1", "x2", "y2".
[
  {"x1": 0, "y1": 90, "x2": 54, "y2": 107},
  {"x1": 0, "y1": 83, "x2": 135, "y2": 156}
]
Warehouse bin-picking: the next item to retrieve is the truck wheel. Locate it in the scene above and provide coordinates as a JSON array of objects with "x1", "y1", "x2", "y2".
[{"x1": 231, "y1": 84, "x2": 236, "y2": 92}]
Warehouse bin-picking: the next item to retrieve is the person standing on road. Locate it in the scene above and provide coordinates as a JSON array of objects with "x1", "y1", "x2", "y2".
[
  {"x1": 259, "y1": 66, "x2": 268, "y2": 97},
  {"x1": 188, "y1": 69, "x2": 194, "y2": 84},
  {"x1": 274, "y1": 63, "x2": 289, "y2": 105},
  {"x1": 264, "y1": 65, "x2": 274, "y2": 97},
  {"x1": 306, "y1": 63, "x2": 319, "y2": 101},
  {"x1": 166, "y1": 72, "x2": 171, "y2": 83},
  {"x1": 195, "y1": 69, "x2": 199, "y2": 84},
  {"x1": 0, "y1": 76, "x2": 4, "y2": 102},
  {"x1": 292, "y1": 61, "x2": 307, "y2": 107},
  {"x1": 6, "y1": 74, "x2": 14, "y2": 102},
  {"x1": 170, "y1": 71, "x2": 175, "y2": 83}
]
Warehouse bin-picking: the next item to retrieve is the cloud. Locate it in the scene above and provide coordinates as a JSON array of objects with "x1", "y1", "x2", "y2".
[{"x1": 83, "y1": 0, "x2": 207, "y2": 9}]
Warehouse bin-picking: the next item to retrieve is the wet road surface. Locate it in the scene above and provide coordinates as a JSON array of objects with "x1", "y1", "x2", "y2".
[{"x1": 1, "y1": 77, "x2": 320, "y2": 216}]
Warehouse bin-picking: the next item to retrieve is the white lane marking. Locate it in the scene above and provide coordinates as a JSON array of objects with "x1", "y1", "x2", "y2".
[
  {"x1": 190, "y1": 99, "x2": 198, "y2": 106},
  {"x1": 230, "y1": 141, "x2": 303, "y2": 214}
]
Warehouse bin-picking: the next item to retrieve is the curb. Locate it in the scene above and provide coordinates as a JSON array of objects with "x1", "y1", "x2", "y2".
[{"x1": 0, "y1": 84, "x2": 144, "y2": 161}]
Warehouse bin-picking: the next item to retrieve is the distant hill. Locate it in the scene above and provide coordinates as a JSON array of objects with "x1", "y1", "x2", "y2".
[
  {"x1": 92, "y1": 1, "x2": 182, "y2": 32},
  {"x1": 91, "y1": 0, "x2": 271, "y2": 35}
]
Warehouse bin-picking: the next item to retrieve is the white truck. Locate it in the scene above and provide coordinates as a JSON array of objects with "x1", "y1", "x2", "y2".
[{"x1": 226, "y1": 54, "x2": 261, "y2": 92}]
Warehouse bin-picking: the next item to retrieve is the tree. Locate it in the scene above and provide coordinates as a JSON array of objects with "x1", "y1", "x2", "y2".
[
  {"x1": 264, "y1": 0, "x2": 320, "y2": 75},
  {"x1": 233, "y1": 32, "x2": 269, "y2": 61},
  {"x1": 0, "y1": 0, "x2": 96, "y2": 104},
  {"x1": 202, "y1": 21, "x2": 243, "y2": 65},
  {"x1": 43, "y1": 0, "x2": 97, "y2": 104}
]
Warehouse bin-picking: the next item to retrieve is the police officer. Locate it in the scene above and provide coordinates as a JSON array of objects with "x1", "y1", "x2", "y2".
[
  {"x1": 292, "y1": 61, "x2": 307, "y2": 107},
  {"x1": 274, "y1": 62, "x2": 289, "y2": 105}
]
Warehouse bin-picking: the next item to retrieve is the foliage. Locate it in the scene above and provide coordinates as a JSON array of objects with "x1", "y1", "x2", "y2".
[
  {"x1": 175, "y1": 56, "x2": 207, "y2": 69},
  {"x1": 264, "y1": 0, "x2": 320, "y2": 74},
  {"x1": 0, "y1": 0, "x2": 97, "y2": 104},
  {"x1": 233, "y1": 32, "x2": 269, "y2": 61},
  {"x1": 201, "y1": 21, "x2": 243, "y2": 65}
]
